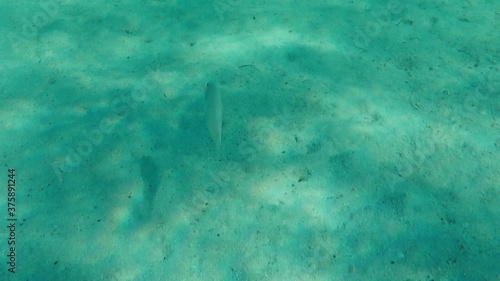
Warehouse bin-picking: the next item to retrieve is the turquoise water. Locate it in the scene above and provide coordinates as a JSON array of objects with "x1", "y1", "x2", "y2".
[{"x1": 1, "y1": 1, "x2": 499, "y2": 280}]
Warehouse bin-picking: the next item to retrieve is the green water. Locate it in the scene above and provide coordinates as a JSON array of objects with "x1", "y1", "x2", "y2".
[{"x1": 0, "y1": 0, "x2": 498, "y2": 280}]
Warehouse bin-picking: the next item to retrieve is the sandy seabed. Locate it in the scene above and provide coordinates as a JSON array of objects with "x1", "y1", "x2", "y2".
[{"x1": 0, "y1": 1, "x2": 498, "y2": 280}]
